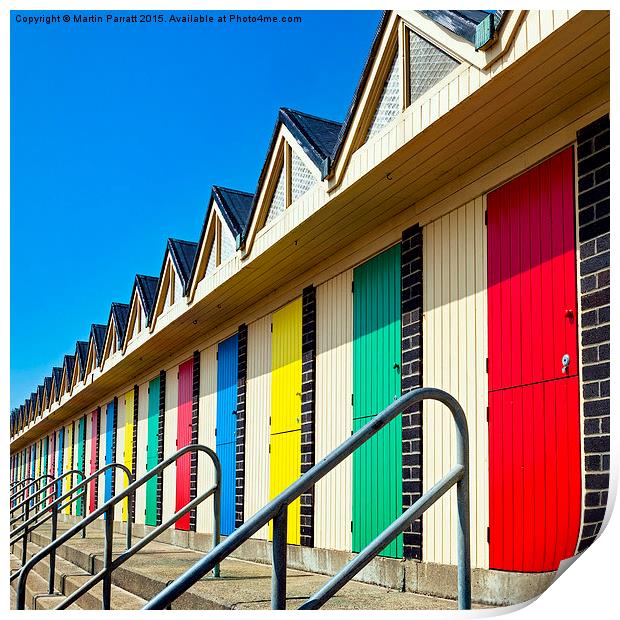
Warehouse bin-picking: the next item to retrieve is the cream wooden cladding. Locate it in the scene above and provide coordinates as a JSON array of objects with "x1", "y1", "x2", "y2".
[
  {"x1": 196, "y1": 345, "x2": 217, "y2": 534},
  {"x1": 243, "y1": 315, "x2": 272, "y2": 540},
  {"x1": 134, "y1": 382, "x2": 149, "y2": 525},
  {"x1": 314, "y1": 271, "x2": 353, "y2": 552},
  {"x1": 422, "y1": 197, "x2": 488, "y2": 569}
]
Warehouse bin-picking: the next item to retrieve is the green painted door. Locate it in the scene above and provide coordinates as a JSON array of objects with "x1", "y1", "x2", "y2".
[
  {"x1": 352, "y1": 244, "x2": 403, "y2": 558},
  {"x1": 146, "y1": 376, "x2": 160, "y2": 526},
  {"x1": 76, "y1": 417, "x2": 85, "y2": 515}
]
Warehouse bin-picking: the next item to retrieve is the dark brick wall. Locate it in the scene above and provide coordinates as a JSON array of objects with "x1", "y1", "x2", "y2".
[
  {"x1": 131, "y1": 385, "x2": 139, "y2": 523},
  {"x1": 110, "y1": 398, "x2": 118, "y2": 496},
  {"x1": 190, "y1": 351, "x2": 200, "y2": 531},
  {"x1": 300, "y1": 285, "x2": 317, "y2": 548},
  {"x1": 235, "y1": 325, "x2": 248, "y2": 528},
  {"x1": 576, "y1": 114, "x2": 610, "y2": 552},
  {"x1": 156, "y1": 370, "x2": 166, "y2": 526},
  {"x1": 401, "y1": 224, "x2": 424, "y2": 560}
]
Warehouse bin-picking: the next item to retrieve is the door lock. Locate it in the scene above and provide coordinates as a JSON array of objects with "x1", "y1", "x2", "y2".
[{"x1": 561, "y1": 353, "x2": 570, "y2": 374}]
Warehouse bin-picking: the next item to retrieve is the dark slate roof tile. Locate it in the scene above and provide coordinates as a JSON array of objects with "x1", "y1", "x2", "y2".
[
  {"x1": 111, "y1": 303, "x2": 130, "y2": 345},
  {"x1": 52, "y1": 367, "x2": 63, "y2": 393},
  {"x1": 213, "y1": 186, "x2": 254, "y2": 239},
  {"x1": 91, "y1": 324, "x2": 107, "y2": 364},
  {"x1": 75, "y1": 341, "x2": 89, "y2": 379},
  {"x1": 168, "y1": 239, "x2": 198, "y2": 289},
  {"x1": 135, "y1": 275, "x2": 159, "y2": 318},
  {"x1": 43, "y1": 376, "x2": 52, "y2": 399},
  {"x1": 280, "y1": 108, "x2": 342, "y2": 170},
  {"x1": 63, "y1": 355, "x2": 75, "y2": 387}
]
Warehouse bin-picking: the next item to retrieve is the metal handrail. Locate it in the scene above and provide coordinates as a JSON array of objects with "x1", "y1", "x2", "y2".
[
  {"x1": 10, "y1": 477, "x2": 35, "y2": 493},
  {"x1": 145, "y1": 387, "x2": 471, "y2": 610},
  {"x1": 11, "y1": 463, "x2": 130, "y2": 577},
  {"x1": 10, "y1": 472, "x2": 81, "y2": 524},
  {"x1": 10, "y1": 474, "x2": 51, "y2": 505},
  {"x1": 16, "y1": 444, "x2": 221, "y2": 611},
  {"x1": 9, "y1": 476, "x2": 34, "y2": 493}
]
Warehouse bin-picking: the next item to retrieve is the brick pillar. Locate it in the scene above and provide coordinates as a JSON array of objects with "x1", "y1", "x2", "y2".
[
  {"x1": 131, "y1": 385, "x2": 139, "y2": 523},
  {"x1": 576, "y1": 114, "x2": 610, "y2": 552},
  {"x1": 156, "y1": 370, "x2": 166, "y2": 526},
  {"x1": 190, "y1": 351, "x2": 200, "y2": 531},
  {"x1": 401, "y1": 224, "x2": 424, "y2": 560},
  {"x1": 300, "y1": 285, "x2": 317, "y2": 548},
  {"x1": 234, "y1": 326, "x2": 248, "y2": 528}
]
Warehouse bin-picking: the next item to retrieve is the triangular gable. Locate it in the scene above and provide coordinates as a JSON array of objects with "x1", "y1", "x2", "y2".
[
  {"x1": 85, "y1": 324, "x2": 107, "y2": 377},
  {"x1": 35, "y1": 385, "x2": 44, "y2": 418},
  {"x1": 242, "y1": 108, "x2": 340, "y2": 255},
  {"x1": 59, "y1": 355, "x2": 75, "y2": 397},
  {"x1": 149, "y1": 239, "x2": 197, "y2": 331},
  {"x1": 101, "y1": 303, "x2": 130, "y2": 367},
  {"x1": 328, "y1": 10, "x2": 506, "y2": 190},
  {"x1": 187, "y1": 187, "x2": 254, "y2": 302},
  {"x1": 70, "y1": 341, "x2": 89, "y2": 391},
  {"x1": 28, "y1": 392, "x2": 37, "y2": 423},
  {"x1": 42, "y1": 376, "x2": 52, "y2": 411},
  {"x1": 51, "y1": 367, "x2": 63, "y2": 404},
  {"x1": 123, "y1": 274, "x2": 159, "y2": 350}
]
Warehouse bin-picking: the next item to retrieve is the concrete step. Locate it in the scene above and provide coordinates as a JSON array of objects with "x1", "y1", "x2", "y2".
[
  {"x1": 10, "y1": 538, "x2": 147, "y2": 610},
  {"x1": 23, "y1": 524, "x2": 478, "y2": 610}
]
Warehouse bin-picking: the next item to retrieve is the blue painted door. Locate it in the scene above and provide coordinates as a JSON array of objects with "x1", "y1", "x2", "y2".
[
  {"x1": 104, "y1": 401, "x2": 115, "y2": 503},
  {"x1": 216, "y1": 334, "x2": 238, "y2": 535},
  {"x1": 56, "y1": 429, "x2": 64, "y2": 498}
]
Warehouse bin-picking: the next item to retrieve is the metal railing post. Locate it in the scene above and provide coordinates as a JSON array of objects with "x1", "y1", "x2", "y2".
[
  {"x1": 82, "y1": 484, "x2": 88, "y2": 539},
  {"x1": 48, "y1": 504, "x2": 58, "y2": 594},
  {"x1": 126, "y1": 492, "x2": 133, "y2": 549},
  {"x1": 102, "y1": 506, "x2": 114, "y2": 609},
  {"x1": 455, "y1": 406, "x2": 471, "y2": 610},
  {"x1": 21, "y1": 499, "x2": 30, "y2": 566},
  {"x1": 271, "y1": 507, "x2": 288, "y2": 610},
  {"x1": 212, "y1": 471, "x2": 221, "y2": 578}
]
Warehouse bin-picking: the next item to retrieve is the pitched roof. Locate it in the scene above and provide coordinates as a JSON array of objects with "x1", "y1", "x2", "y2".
[
  {"x1": 280, "y1": 108, "x2": 342, "y2": 173},
  {"x1": 52, "y1": 367, "x2": 63, "y2": 395},
  {"x1": 90, "y1": 324, "x2": 107, "y2": 365},
  {"x1": 43, "y1": 376, "x2": 52, "y2": 400},
  {"x1": 110, "y1": 303, "x2": 130, "y2": 345},
  {"x1": 63, "y1": 355, "x2": 75, "y2": 388},
  {"x1": 168, "y1": 239, "x2": 198, "y2": 290},
  {"x1": 75, "y1": 341, "x2": 89, "y2": 379},
  {"x1": 135, "y1": 274, "x2": 159, "y2": 318},
  {"x1": 212, "y1": 186, "x2": 254, "y2": 239}
]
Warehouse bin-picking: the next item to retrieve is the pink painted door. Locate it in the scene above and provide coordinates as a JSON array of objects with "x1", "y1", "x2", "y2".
[
  {"x1": 175, "y1": 358, "x2": 194, "y2": 530},
  {"x1": 89, "y1": 409, "x2": 99, "y2": 514},
  {"x1": 487, "y1": 147, "x2": 581, "y2": 572}
]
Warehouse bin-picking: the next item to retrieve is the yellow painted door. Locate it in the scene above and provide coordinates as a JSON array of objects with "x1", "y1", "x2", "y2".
[
  {"x1": 122, "y1": 390, "x2": 134, "y2": 521},
  {"x1": 269, "y1": 298, "x2": 302, "y2": 544}
]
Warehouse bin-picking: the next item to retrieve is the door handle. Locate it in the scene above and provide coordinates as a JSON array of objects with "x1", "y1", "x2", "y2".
[{"x1": 561, "y1": 353, "x2": 570, "y2": 374}]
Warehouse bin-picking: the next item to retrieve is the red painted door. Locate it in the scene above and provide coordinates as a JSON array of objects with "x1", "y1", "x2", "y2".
[
  {"x1": 487, "y1": 147, "x2": 581, "y2": 572},
  {"x1": 175, "y1": 358, "x2": 194, "y2": 530},
  {"x1": 89, "y1": 409, "x2": 98, "y2": 514}
]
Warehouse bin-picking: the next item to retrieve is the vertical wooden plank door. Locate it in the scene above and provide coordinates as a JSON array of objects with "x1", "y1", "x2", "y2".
[
  {"x1": 176, "y1": 358, "x2": 194, "y2": 530},
  {"x1": 122, "y1": 390, "x2": 134, "y2": 522},
  {"x1": 76, "y1": 418, "x2": 85, "y2": 516},
  {"x1": 56, "y1": 429, "x2": 64, "y2": 500},
  {"x1": 352, "y1": 244, "x2": 403, "y2": 559},
  {"x1": 487, "y1": 147, "x2": 581, "y2": 572},
  {"x1": 145, "y1": 376, "x2": 160, "y2": 526},
  {"x1": 104, "y1": 402, "x2": 115, "y2": 505},
  {"x1": 269, "y1": 298, "x2": 302, "y2": 545},
  {"x1": 64, "y1": 425, "x2": 73, "y2": 515},
  {"x1": 89, "y1": 410, "x2": 98, "y2": 513},
  {"x1": 216, "y1": 335, "x2": 239, "y2": 536}
]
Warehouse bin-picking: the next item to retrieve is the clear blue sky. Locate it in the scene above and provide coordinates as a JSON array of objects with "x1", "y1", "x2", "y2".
[{"x1": 10, "y1": 10, "x2": 382, "y2": 409}]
